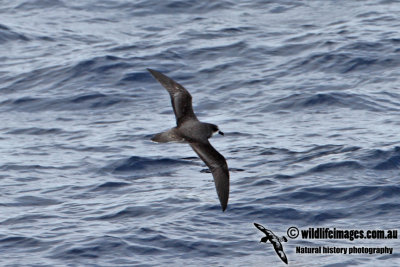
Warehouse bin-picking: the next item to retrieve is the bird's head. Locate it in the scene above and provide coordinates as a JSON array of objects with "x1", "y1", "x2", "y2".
[
  {"x1": 210, "y1": 124, "x2": 224, "y2": 136},
  {"x1": 260, "y1": 236, "x2": 269, "y2": 243}
]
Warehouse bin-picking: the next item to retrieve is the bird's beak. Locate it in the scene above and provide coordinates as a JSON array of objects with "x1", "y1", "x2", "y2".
[{"x1": 218, "y1": 131, "x2": 224, "y2": 136}]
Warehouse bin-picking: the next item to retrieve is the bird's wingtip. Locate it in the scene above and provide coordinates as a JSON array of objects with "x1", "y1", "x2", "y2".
[
  {"x1": 147, "y1": 68, "x2": 165, "y2": 80},
  {"x1": 147, "y1": 68, "x2": 159, "y2": 75}
]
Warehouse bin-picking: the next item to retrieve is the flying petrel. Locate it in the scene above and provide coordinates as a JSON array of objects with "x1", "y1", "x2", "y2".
[
  {"x1": 254, "y1": 223, "x2": 288, "y2": 264},
  {"x1": 147, "y1": 68, "x2": 229, "y2": 211}
]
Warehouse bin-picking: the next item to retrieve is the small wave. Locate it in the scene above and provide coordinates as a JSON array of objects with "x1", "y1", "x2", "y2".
[
  {"x1": 1, "y1": 214, "x2": 57, "y2": 225},
  {"x1": 15, "y1": 0, "x2": 65, "y2": 10},
  {"x1": 118, "y1": 71, "x2": 152, "y2": 85},
  {"x1": 188, "y1": 41, "x2": 247, "y2": 61},
  {"x1": 132, "y1": 1, "x2": 232, "y2": 16},
  {"x1": 289, "y1": 39, "x2": 400, "y2": 74},
  {"x1": 1, "y1": 55, "x2": 133, "y2": 95},
  {"x1": 286, "y1": 185, "x2": 390, "y2": 203},
  {"x1": 70, "y1": 93, "x2": 106, "y2": 103},
  {"x1": 0, "y1": 236, "x2": 43, "y2": 250},
  {"x1": 255, "y1": 42, "x2": 317, "y2": 57},
  {"x1": 108, "y1": 156, "x2": 191, "y2": 173},
  {"x1": 292, "y1": 145, "x2": 361, "y2": 164},
  {"x1": 91, "y1": 181, "x2": 131, "y2": 192},
  {"x1": 68, "y1": 56, "x2": 131, "y2": 77},
  {"x1": 91, "y1": 206, "x2": 159, "y2": 221},
  {"x1": 356, "y1": 11, "x2": 381, "y2": 18},
  {"x1": 360, "y1": 146, "x2": 400, "y2": 170},
  {"x1": 107, "y1": 44, "x2": 139, "y2": 52},
  {"x1": 11, "y1": 196, "x2": 61, "y2": 207},
  {"x1": 371, "y1": 147, "x2": 400, "y2": 170},
  {"x1": 374, "y1": 155, "x2": 400, "y2": 170},
  {"x1": 1, "y1": 93, "x2": 131, "y2": 112},
  {"x1": 0, "y1": 163, "x2": 68, "y2": 171},
  {"x1": 0, "y1": 23, "x2": 30, "y2": 44},
  {"x1": 65, "y1": 93, "x2": 130, "y2": 110},
  {"x1": 6, "y1": 127, "x2": 63, "y2": 135},
  {"x1": 236, "y1": 204, "x2": 306, "y2": 220},
  {"x1": 50, "y1": 235, "x2": 162, "y2": 261},
  {"x1": 265, "y1": 92, "x2": 392, "y2": 112},
  {"x1": 307, "y1": 161, "x2": 363, "y2": 173},
  {"x1": 312, "y1": 210, "x2": 348, "y2": 222}
]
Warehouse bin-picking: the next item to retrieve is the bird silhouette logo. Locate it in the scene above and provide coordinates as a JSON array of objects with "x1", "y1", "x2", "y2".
[{"x1": 254, "y1": 223, "x2": 288, "y2": 264}]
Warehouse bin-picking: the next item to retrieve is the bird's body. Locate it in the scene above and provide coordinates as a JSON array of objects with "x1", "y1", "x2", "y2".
[{"x1": 147, "y1": 68, "x2": 229, "y2": 211}]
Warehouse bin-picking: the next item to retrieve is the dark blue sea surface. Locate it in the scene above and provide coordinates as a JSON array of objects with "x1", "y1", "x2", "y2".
[{"x1": 1, "y1": 0, "x2": 400, "y2": 266}]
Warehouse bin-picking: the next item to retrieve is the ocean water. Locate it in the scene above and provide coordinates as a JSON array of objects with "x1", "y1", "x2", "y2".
[{"x1": 1, "y1": 0, "x2": 400, "y2": 266}]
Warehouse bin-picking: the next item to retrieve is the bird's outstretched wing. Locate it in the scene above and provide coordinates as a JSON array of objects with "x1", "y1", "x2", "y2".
[
  {"x1": 254, "y1": 223, "x2": 269, "y2": 235},
  {"x1": 189, "y1": 141, "x2": 229, "y2": 211},
  {"x1": 147, "y1": 68, "x2": 198, "y2": 125},
  {"x1": 272, "y1": 242, "x2": 288, "y2": 265}
]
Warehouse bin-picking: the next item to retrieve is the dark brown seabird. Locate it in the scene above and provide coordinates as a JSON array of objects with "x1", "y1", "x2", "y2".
[{"x1": 147, "y1": 68, "x2": 229, "y2": 211}]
